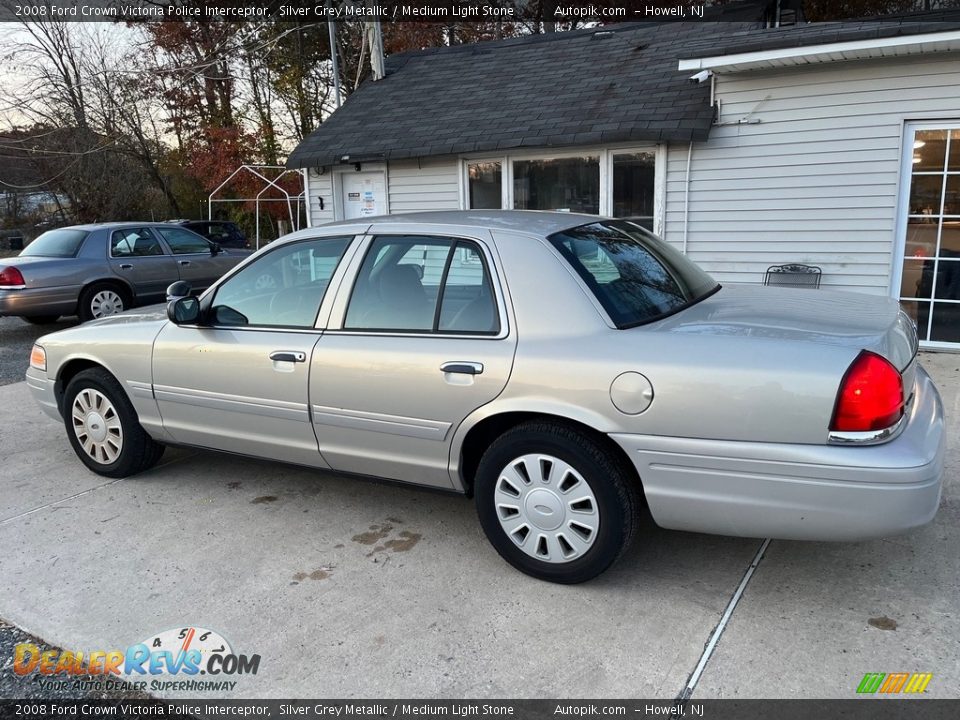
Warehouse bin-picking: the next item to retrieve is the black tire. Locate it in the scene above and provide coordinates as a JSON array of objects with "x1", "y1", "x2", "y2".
[
  {"x1": 78, "y1": 283, "x2": 129, "y2": 322},
  {"x1": 63, "y1": 368, "x2": 164, "y2": 478},
  {"x1": 474, "y1": 421, "x2": 642, "y2": 584},
  {"x1": 23, "y1": 315, "x2": 60, "y2": 324}
]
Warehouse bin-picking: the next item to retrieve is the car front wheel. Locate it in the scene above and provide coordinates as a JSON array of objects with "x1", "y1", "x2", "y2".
[
  {"x1": 63, "y1": 368, "x2": 164, "y2": 478},
  {"x1": 474, "y1": 421, "x2": 642, "y2": 584}
]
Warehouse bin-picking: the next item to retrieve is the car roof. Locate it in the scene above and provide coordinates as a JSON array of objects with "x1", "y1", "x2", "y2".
[
  {"x1": 321, "y1": 210, "x2": 606, "y2": 236},
  {"x1": 57, "y1": 222, "x2": 199, "y2": 231}
]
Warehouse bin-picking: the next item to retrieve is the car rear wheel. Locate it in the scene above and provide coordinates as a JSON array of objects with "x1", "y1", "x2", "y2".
[
  {"x1": 63, "y1": 368, "x2": 164, "y2": 478},
  {"x1": 78, "y1": 283, "x2": 128, "y2": 322},
  {"x1": 474, "y1": 421, "x2": 642, "y2": 584}
]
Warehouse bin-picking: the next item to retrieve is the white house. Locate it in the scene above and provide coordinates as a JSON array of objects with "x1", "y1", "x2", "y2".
[{"x1": 286, "y1": 13, "x2": 960, "y2": 349}]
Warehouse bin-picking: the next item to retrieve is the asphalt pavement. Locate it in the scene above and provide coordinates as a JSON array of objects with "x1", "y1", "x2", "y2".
[
  {"x1": 0, "y1": 316, "x2": 78, "y2": 386},
  {"x1": 0, "y1": 351, "x2": 957, "y2": 700}
]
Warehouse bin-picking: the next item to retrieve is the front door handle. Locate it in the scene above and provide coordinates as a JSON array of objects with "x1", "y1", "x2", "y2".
[
  {"x1": 179, "y1": 260, "x2": 191, "y2": 266},
  {"x1": 270, "y1": 350, "x2": 307, "y2": 363},
  {"x1": 440, "y1": 361, "x2": 484, "y2": 375}
]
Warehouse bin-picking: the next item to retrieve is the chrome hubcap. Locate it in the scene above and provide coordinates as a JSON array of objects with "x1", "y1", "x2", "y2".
[
  {"x1": 90, "y1": 290, "x2": 123, "y2": 318},
  {"x1": 71, "y1": 389, "x2": 123, "y2": 465},
  {"x1": 494, "y1": 453, "x2": 599, "y2": 563}
]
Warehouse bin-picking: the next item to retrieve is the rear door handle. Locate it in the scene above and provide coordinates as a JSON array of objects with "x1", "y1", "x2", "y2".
[
  {"x1": 270, "y1": 351, "x2": 307, "y2": 363},
  {"x1": 179, "y1": 260, "x2": 191, "y2": 266},
  {"x1": 440, "y1": 361, "x2": 484, "y2": 375},
  {"x1": 119, "y1": 264, "x2": 133, "y2": 270}
]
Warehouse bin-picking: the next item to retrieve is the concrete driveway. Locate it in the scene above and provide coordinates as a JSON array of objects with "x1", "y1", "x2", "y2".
[{"x1": 0, "y1": 353, "x2": 957, "y2": 700}]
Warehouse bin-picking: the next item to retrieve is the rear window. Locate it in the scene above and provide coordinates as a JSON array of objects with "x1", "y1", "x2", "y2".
[
  {"x1": 548, "y1": 220, "x2": 719, "y2": 328},
  {"x1": 21, "y1": 229, "x2": 89, "y2": 258}
]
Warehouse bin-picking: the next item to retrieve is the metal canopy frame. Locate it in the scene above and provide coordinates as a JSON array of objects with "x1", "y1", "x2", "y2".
[{"x1": 207, "y1": 165, "x2": 307, "y2": 249}]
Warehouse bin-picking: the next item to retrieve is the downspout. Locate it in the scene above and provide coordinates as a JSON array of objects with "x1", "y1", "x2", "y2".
[
  {"x1": 302, "y1": 168, "x2": 311, "y2": 228},
  {"x1": 682, "y1": 140, "x2": 693, "y2": 255}
]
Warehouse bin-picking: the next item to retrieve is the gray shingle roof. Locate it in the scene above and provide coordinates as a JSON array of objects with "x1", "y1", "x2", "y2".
[
  {"x1": 287, "y1": 22, "x2": 743, "y2": 169},
  {"x1": 684, "y1": 10, "x2": 960, "y2": 59},
  {"x1": 286, "y1": 13, "x2": 960, "y2": 169}
]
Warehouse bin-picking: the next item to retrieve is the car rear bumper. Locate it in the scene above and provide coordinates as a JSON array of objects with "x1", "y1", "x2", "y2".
[
  {"x1": 609, "y1": 366, "x2": 945, "y2": 541},
  {"x1": 26, "y1": 367, "x2": 61, "y2": 422},
  {"x1": 0, "y1": 286, "x2": 78, "y2": 317}
]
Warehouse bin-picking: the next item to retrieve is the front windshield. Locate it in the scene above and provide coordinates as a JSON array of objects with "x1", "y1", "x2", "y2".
[
  {"x1": 20, "y1": 229, "x2": 89, "y2": 258},
  {"x1": 548, "y1": 220, "x2": 719, "y2": 328}
]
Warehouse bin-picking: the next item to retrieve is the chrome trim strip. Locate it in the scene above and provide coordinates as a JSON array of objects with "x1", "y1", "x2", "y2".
[
  {"x1": 310, "y1": 404, "x2": 451, "y2": 441},
  {"x1": 154, "y1": 384, "x2": 309, "y2": 423},
  {"x1": 827, "y1": 413, "x2": 908, "y2": 446},
  {"x1": 128, "y1": 380, "x2": 154, "y2": 399}
]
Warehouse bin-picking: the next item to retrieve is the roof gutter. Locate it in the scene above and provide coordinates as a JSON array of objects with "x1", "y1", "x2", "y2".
[{"x1": 678, "y1": 29, "x2": 960, "y2": 73}]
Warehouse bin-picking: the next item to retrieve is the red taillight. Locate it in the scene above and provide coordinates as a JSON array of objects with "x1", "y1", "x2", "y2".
[
  {"x1": 830, "y1": 351, "x2": 904, "y2": 432},
  {"x1": 0, "y1": 266, "x2": 25, "y2": 287}
]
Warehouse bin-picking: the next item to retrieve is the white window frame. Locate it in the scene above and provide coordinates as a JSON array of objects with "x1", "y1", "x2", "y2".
[
  {"x1": 459, "y1": 145, "x2": 666, "y2": 233},
  {"x1": 893, "y1": 120, "x2": 960, "y2": 349}
]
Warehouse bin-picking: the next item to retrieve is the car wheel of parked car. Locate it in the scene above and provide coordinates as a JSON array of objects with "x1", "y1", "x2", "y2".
[
  {"x1": 63, "y1": 368, "x2": 164, "y2": 478},
  {"x1": 474, "y1": 421, "x2": 642, "y2": 584},
  {"x1": 23, "y1": 315, "x2": 60, "y2": 324},
  {"x1": 79, "y1": 284, "x2": 128, "y2": 322}
]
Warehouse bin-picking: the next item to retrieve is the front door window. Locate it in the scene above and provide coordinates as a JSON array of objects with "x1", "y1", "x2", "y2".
[{"x1": 899, "y1": 128, "x2": 960, "y2": 344}]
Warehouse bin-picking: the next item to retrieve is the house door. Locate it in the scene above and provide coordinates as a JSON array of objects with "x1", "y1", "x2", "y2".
[
  {"x1": 896, "y1": 125, "x2": 960, "y2": 347},
  {"x1": 340, "y1": 171, "x2": 386, "y2": 220}
]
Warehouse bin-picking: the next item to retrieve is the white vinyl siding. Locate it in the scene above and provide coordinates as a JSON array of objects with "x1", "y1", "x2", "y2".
[
  {"x1": 306, "y1": 169, "x2": 335, "y2": 226},
  {"x1": 388, "y1": 157, "x2": 461, "y2": 213},
  {"x1": 663, "y1": 54, "x2": 960, "y2": 294}
]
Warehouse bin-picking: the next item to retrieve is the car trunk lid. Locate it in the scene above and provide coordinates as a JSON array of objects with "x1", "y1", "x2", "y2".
[{"x1": 649, "y1": 284, "x2": 919, "y2": 372}]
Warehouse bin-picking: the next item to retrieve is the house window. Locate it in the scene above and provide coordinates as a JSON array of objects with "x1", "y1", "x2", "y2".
[
  {"x1": 898, "y1": 127, "x2": 960, "y2": 345},
  {"x1": 468, "y1": 161, "x2": 502, "y2": 209},
  {"x1": 612, "y1": 152, "x2": 655, "y2": 229},
  {"x1": 513, "y1": 156, "x2": 600, "y2": 214}
]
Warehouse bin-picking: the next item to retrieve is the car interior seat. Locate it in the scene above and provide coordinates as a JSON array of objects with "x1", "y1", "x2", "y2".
[{"x1": 370, "y1": 264, "x2": 431, "y2": 329}]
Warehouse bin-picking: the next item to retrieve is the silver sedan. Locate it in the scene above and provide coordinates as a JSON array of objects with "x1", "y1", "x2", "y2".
[
  {"x1": 0, "y1": 222, "x2": 250, "y2": 323},
  {"x1": 26, "y1": 211, "x2": 945, "y2": 583}
]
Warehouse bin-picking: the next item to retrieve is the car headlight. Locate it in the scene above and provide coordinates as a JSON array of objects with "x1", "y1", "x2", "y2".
[{"x1": 29, "y1": 344, "x2": 46, "y2": 372}]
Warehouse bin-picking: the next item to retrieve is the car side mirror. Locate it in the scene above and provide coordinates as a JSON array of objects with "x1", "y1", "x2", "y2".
[
  {"x1": 211, "y1": 242, "x2": 222, "y2": 255},
  {"x1": 167, "y1": 296, "x2": 200, "y2": 325},
  {"x1": 166, "y1": 280, "x2": 192, "y2": 302}
]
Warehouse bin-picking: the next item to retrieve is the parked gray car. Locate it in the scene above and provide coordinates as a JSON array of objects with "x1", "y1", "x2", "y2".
[
  {"x1": 26, "y1": 211, "x2": 945, "y2": 583},
  {"x1": 0, "y1": 222, "x2": 251, "y2": 323}
]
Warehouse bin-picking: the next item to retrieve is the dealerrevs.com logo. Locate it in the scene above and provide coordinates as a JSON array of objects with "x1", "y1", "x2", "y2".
[{"x1": 13, "y1": 627, "x2": 260, "y2": 693}]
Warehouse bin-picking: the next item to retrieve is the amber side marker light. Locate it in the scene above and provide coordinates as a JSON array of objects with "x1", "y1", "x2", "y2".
[
  {"x1": 29, "y1": 345, "x2": 46, "y2": 372},
  {"x1": 830, "y1": 350, "x2": 904, "y2": 432}
]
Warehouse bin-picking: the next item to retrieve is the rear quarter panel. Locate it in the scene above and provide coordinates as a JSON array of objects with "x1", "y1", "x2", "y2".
[{"x1": 449, "y1": 229, "x2": 860, "y2": 482}]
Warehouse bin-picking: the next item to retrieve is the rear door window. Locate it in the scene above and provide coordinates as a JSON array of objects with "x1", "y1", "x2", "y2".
[
  {"x1": 345, "y1": 236, "x2": 500, "y2": 334},
  {"x1": 110, "y1": 228, "x2": 165, "y2": 257}
]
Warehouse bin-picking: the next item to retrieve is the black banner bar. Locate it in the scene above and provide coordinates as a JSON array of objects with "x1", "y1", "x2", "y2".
[
  {"x1": 0, "y1": 0, "x2": 955, "y2": 24},
  {"x1": 3, "y1": 700, "x2": 960, "y2": 720}
]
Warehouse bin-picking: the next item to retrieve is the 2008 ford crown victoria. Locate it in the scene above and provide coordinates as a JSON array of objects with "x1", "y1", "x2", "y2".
[{"x1": 26, "y1": 211, "x2": 945, "y2": 583}]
